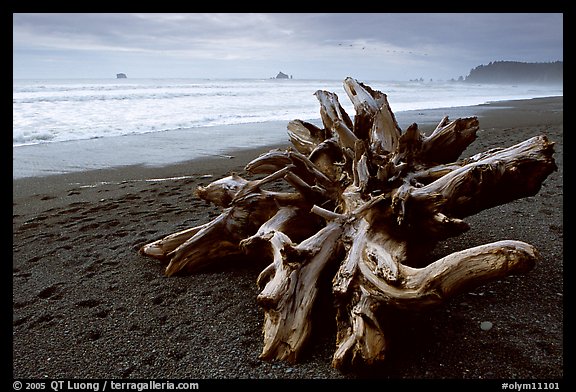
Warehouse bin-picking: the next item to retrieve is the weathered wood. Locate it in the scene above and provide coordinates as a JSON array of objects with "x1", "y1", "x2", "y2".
[
  {"x1": 253, "y1": 221, "x2": 344, "y2": 362},
  {"x1": 140, "y1": 78, "x2": 556, "y2": 371},
  {"x1": 331, "y1": 236, "x2": 538, "y2": 368},
  {"x1": 343, "y1": 77, "x2": 401, "y2": 154}
]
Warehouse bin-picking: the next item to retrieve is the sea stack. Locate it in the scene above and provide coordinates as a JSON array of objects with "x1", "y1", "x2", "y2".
[{"x1": 116, "y1": 73, "x2": 127, "y2": 79}]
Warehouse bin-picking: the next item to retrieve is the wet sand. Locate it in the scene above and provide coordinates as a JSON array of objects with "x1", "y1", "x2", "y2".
[{"x1": 13, "y1": 97, "x2": 563, "y2": 380}]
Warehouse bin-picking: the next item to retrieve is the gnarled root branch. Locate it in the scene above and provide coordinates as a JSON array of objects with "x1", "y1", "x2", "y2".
[{"x1": 332, "y1": 239, "x2": 538, "y2": 369}]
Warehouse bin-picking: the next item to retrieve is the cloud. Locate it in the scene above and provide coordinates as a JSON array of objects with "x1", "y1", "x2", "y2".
[{"x1": 12, "y1": 13, "x2": 563, "y2": 80}]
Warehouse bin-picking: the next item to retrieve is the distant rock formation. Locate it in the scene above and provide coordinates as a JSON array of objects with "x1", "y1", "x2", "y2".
[
  {"x1": 116, "y1": 73, "x2": 127, "y2": 79},
  {"x1": 464, "y1": 61, "x2": 562, "y2": 85},
  {"x1": 275, "y1": 71, "x2": 292, "y2": 79}
]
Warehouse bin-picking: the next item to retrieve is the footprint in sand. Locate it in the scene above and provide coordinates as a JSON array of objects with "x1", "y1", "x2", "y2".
[
  {"x1": 37, "y1": 283, "x2": 65, "y2": 300},
  {"x1": 40, "y1": 195, "x2": 56, "y2": 201},
  {"x1": 75, "y1": 298, "x2": 102, "y2": 308}
]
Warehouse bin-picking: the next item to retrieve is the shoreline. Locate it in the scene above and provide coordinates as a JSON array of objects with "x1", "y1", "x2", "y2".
[
  {"x1": 13, "y1": 96, "x2": 563, "y2": 379},
  {"x1": 13, "y1": 96, "x2": 562, "y2": 180}
]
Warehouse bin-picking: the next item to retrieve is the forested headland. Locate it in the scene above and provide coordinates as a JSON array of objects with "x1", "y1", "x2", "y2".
[{"x1": 464, "y1": 61, "x2": 563, "y2": 84}]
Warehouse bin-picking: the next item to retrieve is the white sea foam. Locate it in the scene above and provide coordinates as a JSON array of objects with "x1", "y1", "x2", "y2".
[
  {"x1": 12, "y1": 78, "x2": 563, "y2": 179},
  {"x1": 13, "y1": 78, "x2": 562, "y2": 147}
]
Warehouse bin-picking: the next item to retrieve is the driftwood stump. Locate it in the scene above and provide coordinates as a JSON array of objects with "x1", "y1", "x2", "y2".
[{"x1": 140, "y1": 78, "x2": 556, "y2": 370}]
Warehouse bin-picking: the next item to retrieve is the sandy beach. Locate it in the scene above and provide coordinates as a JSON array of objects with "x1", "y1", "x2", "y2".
[{"x1": 13, "y1": 97, "x2": 563, "y2": 380}]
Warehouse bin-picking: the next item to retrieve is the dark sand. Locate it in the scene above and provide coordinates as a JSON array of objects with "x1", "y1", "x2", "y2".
[{"x1": 13, "y1": 97, "x2": 563, "y2": 380}]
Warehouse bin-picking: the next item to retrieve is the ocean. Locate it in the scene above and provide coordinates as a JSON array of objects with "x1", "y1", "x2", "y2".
[{"x1": 13, "y1": 78, "x2": 563, "y2": 178}]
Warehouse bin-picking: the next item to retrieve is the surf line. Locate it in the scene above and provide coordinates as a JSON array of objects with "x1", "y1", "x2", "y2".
[{"x1": 72, "y1": 175, "x2": 201, "y2": 189}]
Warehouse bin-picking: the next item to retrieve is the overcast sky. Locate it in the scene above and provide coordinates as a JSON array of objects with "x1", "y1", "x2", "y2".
[{"x1": 13, "y1": 13, "x2": 563, "y2": 81}]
